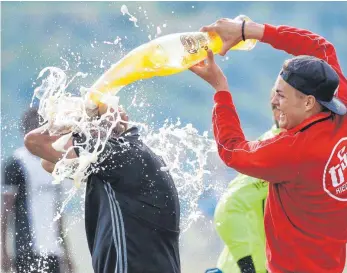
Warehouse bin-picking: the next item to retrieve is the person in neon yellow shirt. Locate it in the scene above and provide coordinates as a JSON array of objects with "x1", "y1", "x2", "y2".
[{"x1": 213, "y1": 92, "x2": 281, "y2": 273}]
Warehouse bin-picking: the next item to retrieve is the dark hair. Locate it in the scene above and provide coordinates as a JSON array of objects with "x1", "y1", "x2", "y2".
[
  {"x1": 21, "y1": 108, "x2": 40, "y2": 135},
  {"x1": 321, "y1": 105, "x2": 331, "y2": 112}
]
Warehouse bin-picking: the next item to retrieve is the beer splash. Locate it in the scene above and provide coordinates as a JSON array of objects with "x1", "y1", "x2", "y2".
[
  {"x1": 121, "y1": 4, "x2": 139, "y2": 27},
  {"x1": 32, "y1": 65, "x2": 220, "y2": 232}
]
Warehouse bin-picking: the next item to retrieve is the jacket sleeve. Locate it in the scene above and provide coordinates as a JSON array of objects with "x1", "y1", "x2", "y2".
[
  {"x1": 212, "y1": 91, "x2": 300, "y2": 183},
  {"x1": 261, "y1": 24, "x2": 347, "y2": 106}
]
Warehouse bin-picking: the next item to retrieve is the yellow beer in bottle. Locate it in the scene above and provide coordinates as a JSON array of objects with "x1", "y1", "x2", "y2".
[{"x1": 89, "y1": 15, "x2": 257, "y2": 104}]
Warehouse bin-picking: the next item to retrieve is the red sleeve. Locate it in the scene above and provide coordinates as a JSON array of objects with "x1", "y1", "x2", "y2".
[
  {"x1": 212, "y1": 91, "x2": 300, "y2": 183},
  {"x1": 261, "y1": 24, "x2": 347, "y2": 106}
]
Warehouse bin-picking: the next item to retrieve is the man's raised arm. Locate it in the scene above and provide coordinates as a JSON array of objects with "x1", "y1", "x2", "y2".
[{"x1": 245, "y1": 22, "x2": 347, "y2": 106}]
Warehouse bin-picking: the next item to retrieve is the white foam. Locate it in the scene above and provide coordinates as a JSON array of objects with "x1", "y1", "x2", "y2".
[
  {"x1": 114, "y1": 36, "x2": 121, "y2": 45},
  {"x1": 33, "y1": 62, "x2": 223, "y2": 233},
  {"x1": 100, "y1": 59, "x2": 104, "y2": 68},
  {"x1": 121, "y1": 4, "x2": 139, "y2": 27},
  {"x1": 32, "y1": 67, "x2": 124, "y2": 188},
  {"x1": 142, "y1": 120, "x2": 217, "y2": 232},
  {"x1": 120, "y1": 4, "x2": 128, "y2": 15},
  {"x1": 52, "y1": 132, "x2": 73, "y2": 152}
]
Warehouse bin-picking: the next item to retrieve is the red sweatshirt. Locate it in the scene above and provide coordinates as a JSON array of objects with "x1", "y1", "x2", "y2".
[{"x1": 212, "y1": 24, "x2": 347, "y2": 273}]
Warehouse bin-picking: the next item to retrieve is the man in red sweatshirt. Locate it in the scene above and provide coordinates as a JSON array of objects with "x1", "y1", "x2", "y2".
[{"x1": 190, "y1": 18, "x2": 347, "y2": 273}]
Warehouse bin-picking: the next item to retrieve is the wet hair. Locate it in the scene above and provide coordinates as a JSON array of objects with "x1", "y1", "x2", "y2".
[{"x1": 21, "y1": 108, "x2": 40, "y2": 135}]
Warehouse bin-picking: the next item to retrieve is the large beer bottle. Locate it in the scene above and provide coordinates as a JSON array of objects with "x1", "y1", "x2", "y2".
[{"x1": 88, "y1": 15, "x2": 257, "y2": 104}]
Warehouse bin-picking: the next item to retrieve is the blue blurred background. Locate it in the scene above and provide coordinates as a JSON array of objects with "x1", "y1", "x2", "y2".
[{"x1": 1, "y1": 1, "x2": 347, "y2": 272}]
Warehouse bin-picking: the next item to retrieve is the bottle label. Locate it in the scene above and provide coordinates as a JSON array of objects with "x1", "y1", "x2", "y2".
[{"x1": 180, "y1": 34, "x2": 209, "y2": 54}]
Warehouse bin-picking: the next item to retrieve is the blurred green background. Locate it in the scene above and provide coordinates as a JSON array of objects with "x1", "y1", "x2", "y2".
[{"x1": 1, "y1": 1, "x2": 347, "y2": 272}]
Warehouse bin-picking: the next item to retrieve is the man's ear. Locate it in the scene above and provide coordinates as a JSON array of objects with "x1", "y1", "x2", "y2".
[{"x1": 305, "y1": 95, "x2": 317, "y2": 111}]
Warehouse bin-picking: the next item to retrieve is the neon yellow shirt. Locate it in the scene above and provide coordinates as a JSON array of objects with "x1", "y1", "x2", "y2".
[{"x1": 214, "y1": 126, "x2": 280, "y2": 273}]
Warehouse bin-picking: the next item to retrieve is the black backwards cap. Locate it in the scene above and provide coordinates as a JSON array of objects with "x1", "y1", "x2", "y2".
[{"x1": 280, "y1": 55, "x2": 346, "y2": 115}]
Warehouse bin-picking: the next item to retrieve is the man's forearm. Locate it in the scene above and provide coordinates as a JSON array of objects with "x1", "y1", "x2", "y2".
[
  {"x1": 24, "y1": 125, "x2": 76, "y2": 163},
  {"x1": 212, "y1": 91, "x2": 246, "y2": 168},
  {"x1": 41, "y1": 159, "x2": 55, "y2": 173},
  {"x1": 254, "y1": 23, "x2": 347, "y2": 106},
  {"x1": 244, "y1": 21, "x2": 265, "y2": 40}
]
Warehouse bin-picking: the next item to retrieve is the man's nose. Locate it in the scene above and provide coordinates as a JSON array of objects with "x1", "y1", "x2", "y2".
[{"x1": 271, "y1": 94, "x2": 278, "y2": 105}]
